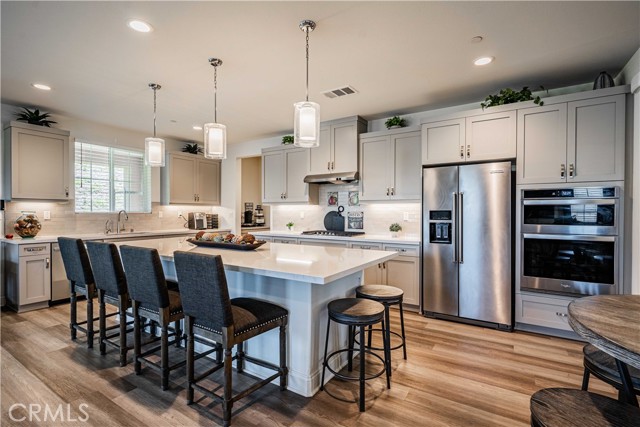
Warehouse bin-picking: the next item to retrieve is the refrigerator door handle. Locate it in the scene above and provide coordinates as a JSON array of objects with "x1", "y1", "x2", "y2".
[
  {"x1": 459, "y1": 192, "x2": 464, "y2": 264},
  {"x1": 452, "y1": 191, "x2": 458, "y2": 263}
]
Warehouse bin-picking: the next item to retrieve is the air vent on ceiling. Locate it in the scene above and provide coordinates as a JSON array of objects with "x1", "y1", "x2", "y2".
[{"x1": 322, "y1": 85, "x2": 358, "y2": 99}]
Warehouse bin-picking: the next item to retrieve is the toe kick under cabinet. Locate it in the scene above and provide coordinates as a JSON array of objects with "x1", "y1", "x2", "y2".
[{"x1": 4, "y1": 243, "x2": 52, "y2": 312}]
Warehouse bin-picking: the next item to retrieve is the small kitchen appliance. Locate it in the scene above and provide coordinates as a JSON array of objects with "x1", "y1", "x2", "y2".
[
  {"x1": 254, "y1": 205, "x2": 265, "y2": 226},
  {"x1": 206, "y1": 214, "x2": 218, "y2": 229},
  {"x1": 188, "y1": 212, "x2": 207, "y2": 230}
]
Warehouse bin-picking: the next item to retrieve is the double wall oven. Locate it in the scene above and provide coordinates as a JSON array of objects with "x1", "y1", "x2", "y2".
[{"x1": 520, "y1": 186, "x2": 621, "y2": 297}]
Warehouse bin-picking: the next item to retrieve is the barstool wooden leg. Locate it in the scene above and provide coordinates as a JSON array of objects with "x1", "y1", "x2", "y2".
[
  {"x1": 98, "y1": 290, "x2": 106, "y2": 355},
  {"x1": 161, "y1": 323, "x2": 169, "y2": 390},
  {"x1": 174, "y1": 320, "x2": 182, "y2": 348},
  {"x1": 86, "y1": 290, "x2": 94, "y2": 348},
  {"x1": 186, "y1": 317, "x2": 194, "y2": 405},
  {"x1": 223, "y1": 347, "x2": 233, "y2": 427},
  {"x1": 133, "y1": 301, "x2": 142, "y2": 375},
  {"x1": 320, "y1": 316, "x2": 331, "y2": 391},
  {"x1": 118, "y1": 295, "x2": 128, "y2": 367},
  {"x1": 237, "y1": 342, "x2": 245, "y2": 373},
  {"x1": 399, "y1": 300, "x2": 407, "y2": 360},
  {"x1": 279, "y1": 322, "x2": 287, "y2": 391},
  {"x1": 359, "y1": 324, "x2": 366, "y2": 412},
  {"x1": 70, "y1": 284, "x2": 77, "y2": 340}
]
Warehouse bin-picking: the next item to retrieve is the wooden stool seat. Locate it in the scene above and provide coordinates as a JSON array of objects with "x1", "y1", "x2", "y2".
[
  {"x1": 328, "y1": 298, "x2": 385, "y2": 325},
  {"x1": 530, "y1": 388, "x2": 640, "y2": 427},
  {"x1": 356, "y1": 284, "x2": 403, "y2": 302},
  {"x1": 583, "y1": 344, "x2": 640, "y2": 392}
]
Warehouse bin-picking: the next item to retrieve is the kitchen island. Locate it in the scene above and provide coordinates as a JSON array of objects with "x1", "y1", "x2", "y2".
[{"x1": 114, "y1": 237, "x2": 398, "y2": 397}]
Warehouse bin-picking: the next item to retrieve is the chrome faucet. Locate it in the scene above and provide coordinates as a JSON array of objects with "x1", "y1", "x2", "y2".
[{"x1": 116, "y1": 210, "x2": 129, "y2": 234}]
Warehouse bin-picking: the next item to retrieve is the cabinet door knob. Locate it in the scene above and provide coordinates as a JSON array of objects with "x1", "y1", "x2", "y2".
[
  {"x1": 569, "y1": 163, "x2": 575, "y2": 178},
  {"x1": 560, "y1": 164, "x2": 566, "y2": 179}
]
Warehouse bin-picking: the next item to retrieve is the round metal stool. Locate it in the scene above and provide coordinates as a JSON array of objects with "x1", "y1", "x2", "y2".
[
  {"x1": 320, "y1": 298, "x2": 390, "y2": 412},
  {"x1": 355, "y1": 285, "x2": 407, "y2": 376}
]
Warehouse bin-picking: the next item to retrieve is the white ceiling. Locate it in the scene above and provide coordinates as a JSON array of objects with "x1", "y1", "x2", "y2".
[{"x1": 2, "y1": 1, "x2": 639, "y2": 144}]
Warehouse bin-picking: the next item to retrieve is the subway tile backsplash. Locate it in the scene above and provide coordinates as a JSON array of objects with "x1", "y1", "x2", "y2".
[
  {"x1": 270, "y1": 184, "x2": 421, "y2": 236},
  {"x1": 2, "y1": 200, "x2": 221, "y2": 236}
]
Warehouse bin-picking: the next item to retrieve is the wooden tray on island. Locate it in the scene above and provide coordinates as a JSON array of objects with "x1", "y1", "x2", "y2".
[{"x1": 187, "y1": 238, "x2": 267, "y2": 251}]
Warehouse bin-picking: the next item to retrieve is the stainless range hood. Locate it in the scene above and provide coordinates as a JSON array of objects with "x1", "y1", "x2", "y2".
[{"x1": 304, "y1": 171, "x2": 359, "y2": 185}]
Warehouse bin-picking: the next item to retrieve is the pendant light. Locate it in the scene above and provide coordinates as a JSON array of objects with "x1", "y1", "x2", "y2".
[
  {"x1": 294, "y1": 20, "x2": 320, "y2": 148},
  {"x1": 145, "y1": 83, "x2": 165, "y2": 167},
  {"x1": 204, "y1": 58, "x2": 227, "y2": 159}
]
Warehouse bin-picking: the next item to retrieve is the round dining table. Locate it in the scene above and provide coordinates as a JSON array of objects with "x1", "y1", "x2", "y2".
[{"x1": 568, "y1": 295, "x2": 640, "y2": 407}]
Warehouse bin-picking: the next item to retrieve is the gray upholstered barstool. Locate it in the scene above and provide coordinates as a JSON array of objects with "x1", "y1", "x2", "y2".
[
  {"x1": 320, "y1": 297, "x2": 390, "y2": 412},
  {"x1": 582, "y1": 344, "x2": 640, "y2": 399},
  {"x1": 57, "y1": 237, "x2": 99, "y2": 348},
  {"x1": 355, "y1": 284, "x2": 407, "y2": 375},
  {"x1": 530, "y1": 388, "x2": 640, "y2": 426},
  {"x1": 174, "y1": 251, "x2": 288, "y2": 427},
  {"x1": 120, "y1": 245, "x2": 185, "y2": 391},
  {"x1": 86, "y1": 241, "x2": 134, "y2": 366}
]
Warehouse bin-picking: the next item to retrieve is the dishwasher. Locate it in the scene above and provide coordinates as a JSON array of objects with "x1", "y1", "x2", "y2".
[{"x1": 51, "y1": 242, "x2": 69, "y2": 303}]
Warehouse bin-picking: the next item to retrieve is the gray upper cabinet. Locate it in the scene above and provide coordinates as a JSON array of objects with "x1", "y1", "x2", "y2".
[
  {"x1": 262, "y1": 145, "x2": 318, "y2": 204},
  {"x1": 360, "y1": 127, "x2": 421, "y2": 201},
  {"x1": 308, "y1": 116, "x2": 367, "y2": 175},
  {"x1": 421, "y1": 118, "x2": 465, "y2": 165},
  {"x1": 161, "y1": 152, "x2": 221, "y2": 205},
  {"x1": 2, "y1": 121, "x2": 70, "y2": 200},
  {"x1": 421, "y1": 111, "x2": 516, "y2": 165},
  {"x1": 517, "y1": 94, "x2": 625, "y2": 184}
]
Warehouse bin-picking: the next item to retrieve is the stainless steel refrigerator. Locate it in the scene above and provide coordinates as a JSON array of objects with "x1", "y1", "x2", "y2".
[{"x1": 422, "y1": 161, "x2": 513, "y2": 330}]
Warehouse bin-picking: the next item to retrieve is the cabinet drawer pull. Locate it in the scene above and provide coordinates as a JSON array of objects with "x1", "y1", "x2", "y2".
[
  {"x1": 460, "y1": 146, "x2": 464, "y2": 159},
  {"x1": 467, "y1": 145, "x2": 471, "y2": 158},
  {"x1": 327, "y1": 161, "x2": 331, "y2": 171},
  {"x1": 569, "y1": 163, "x2": 575, "y2": 178},
  {"x1": 390, "y1": 187, "x2": 395, "y2": 196},
  {"x1": 386, "y1": 187, "x2": 390, "y2": 196},
  {"x1": 25, "y1": 247, "x2": 47, "y2": 252},
  {"x1": 360, "y1": 245, "x2": 371, "y2": 249},
  {"x1": 331, "y1": 161, "x2": 334, "y2": 170},
  {"x1": 46, "y1": 258, "x2": 50, "y2": 269},
  {"x1": 560, "y1": 164, "x2": 565, "y2": 179},
  {"x1": 555, "y1": 312, "x2": 568, "y2": 318},
  {"x1": 65, "y1": 186, "x2": 69, "y2": 197}
]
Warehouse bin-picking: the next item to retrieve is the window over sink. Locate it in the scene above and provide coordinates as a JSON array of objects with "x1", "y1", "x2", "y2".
[{"x1": 74, "y1": 140, "x2": 151, "y2": 213}]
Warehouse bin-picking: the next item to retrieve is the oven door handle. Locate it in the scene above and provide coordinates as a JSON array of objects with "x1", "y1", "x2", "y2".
[
  {"x1": 522, "y1": 233, "x2": 616, "y2": 242},
  {"x1": 522, "y1": 199, "x2": 617, "y2": 206}
]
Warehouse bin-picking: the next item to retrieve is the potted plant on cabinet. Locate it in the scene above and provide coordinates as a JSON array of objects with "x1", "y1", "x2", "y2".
[
  {"x1": 384, "y1": 116, "x2": 407, "y2": 129},
  {"x1": 480, "y1": 87, "x2": 545, "y2": 110},
  {"x1": 182, "y1": 142, "x2": 203, "y2": 155},
  {"x1": 286, "y1": 221, "x2": 294, "y2": 231},
  {"x1": 14, "y1": 107, "x2": 57, "y2": 127},
  {"x1": 389, "y1": 222, "x2": 402, "y2": 238}
]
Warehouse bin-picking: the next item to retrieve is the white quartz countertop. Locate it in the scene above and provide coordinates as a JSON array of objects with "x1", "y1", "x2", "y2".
[
  {"x1": 252, "y1": 230, "x2": 420, "y2": 246},
  {"x1": 0, "y1": 228, "x2": 230, "y2": 245},
  {"x1": 115, "y1": 236, "x2": 398, "y2": 285}
]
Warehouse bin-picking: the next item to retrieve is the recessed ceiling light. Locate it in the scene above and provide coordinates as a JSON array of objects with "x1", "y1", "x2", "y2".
[
  {"x1": 474, "y1": 56, "x2": 494, "y2": 66},
  {"x1": 470, "y1": 36, "x2": 484, "y2": 43},
  {"x1": 192, "y1": 125, "x2": 203, "y2": 131},
  {"x1": 127, "y1": 19, "x2": 153, "y2": 33},
  {"x1": 31, "y1": 83, "x2": 51, "y2": 91}
]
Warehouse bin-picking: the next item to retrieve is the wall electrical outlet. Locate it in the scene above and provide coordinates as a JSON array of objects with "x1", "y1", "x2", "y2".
[
  {"x1": 158, "y1": 211, "x2": 163, "y2": 218},
  {"x1": 43, "y1": 211, "x2": 51, "y2": 220},
  {"x1": 177, "y1": 211, "x2": 183, "y2": 218}
]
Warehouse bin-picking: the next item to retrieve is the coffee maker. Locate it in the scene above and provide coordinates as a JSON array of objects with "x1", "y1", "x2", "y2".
[{"x1": 242, "y1": 202, "x2": 254, "y2": 226}]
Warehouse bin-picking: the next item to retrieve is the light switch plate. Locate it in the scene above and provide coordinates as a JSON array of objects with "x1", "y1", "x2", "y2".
[{"x1": 43, "y1": 211, "x2": 51, "y2": 220}]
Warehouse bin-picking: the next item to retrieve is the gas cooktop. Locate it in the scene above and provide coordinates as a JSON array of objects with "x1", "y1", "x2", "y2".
[{"x1": 301, "y1": 230, "x2": 365, "y2": 237}]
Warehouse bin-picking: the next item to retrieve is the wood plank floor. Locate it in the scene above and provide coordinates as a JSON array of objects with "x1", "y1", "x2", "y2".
[{"x1": 1, "y1": 302, "x2": 616, "y2": 426}]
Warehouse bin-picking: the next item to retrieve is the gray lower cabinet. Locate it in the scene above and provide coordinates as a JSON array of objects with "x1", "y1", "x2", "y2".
[
  {"x1": 515, "y1": 292, "x2": 575, "y2": 333},
  {"x1": 5, "y1": 243, "x2": 51, "y2": 312}
]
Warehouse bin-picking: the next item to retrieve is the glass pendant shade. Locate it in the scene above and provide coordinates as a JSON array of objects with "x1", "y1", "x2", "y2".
[
  {"x1": 204, "y1": 122, "x2": 227, "y2": 159},
  {"x1": 145, "y1": 137, "x2": 165, "y2": 167},
  {"x1": 293, "y1": 101, "x2": 320, "y2": 148}
]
